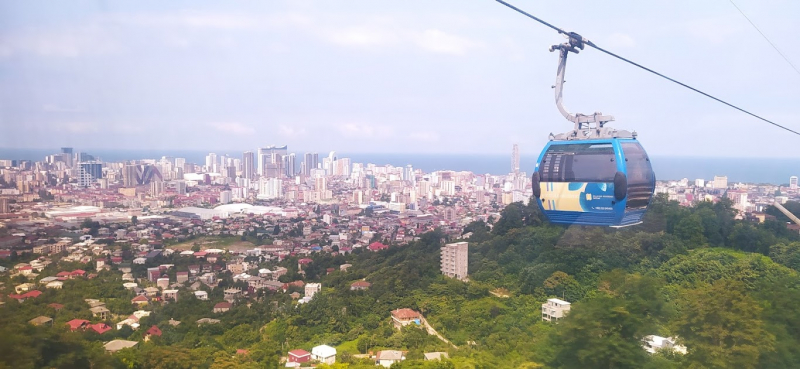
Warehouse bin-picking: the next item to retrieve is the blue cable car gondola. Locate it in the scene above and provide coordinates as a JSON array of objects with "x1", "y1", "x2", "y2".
[{"x1": 531, "y1": 33, "x2": 656, "y2": 227}]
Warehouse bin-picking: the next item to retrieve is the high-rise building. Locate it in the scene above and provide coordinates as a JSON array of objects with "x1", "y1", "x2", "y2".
[
  {"x1": 512, "y1": 144, "x2": 520, "y2": 175},
  {"x1": 258, "y1": 178, "x2": 283, "y2": 199},
  {"x1": 334, "y1": 158, "x2": 351, "y2": 177},
  {"x1": 713, "y1": 175, "x2": 728, "y2": 190},
  {"x1": 695, "y1": 179, "x2": 705, "y2": 188},
  {"x1": 61, "y1": 147, "x2": 74, "y2": 167},
  {"x1": 175, "y1": 157, "x2": 186, "y2": 169},
  {"x1": 303, "y1": 153, "x2": 319, "y2": 176},
  {"x1": 403, "y1": 165, "x2": 415, "y2": 184},
  {"x1": 790, "y1": 176, "x2": 798, "y2": 190},
  {"x1": 242, "y1": 151, "x2": 255, "y2": 180},
  {"x1": 219, "y1": 190, "x2": 232, "y2": 204},
  {"x1": 315, "y1": 177, "x2": 327, "y2": 192},
  {"x1": 123, "y1": 165, "x2": 138, "y2": 187},
  {"x1": 257, "y1": 148, "x2": 269, "y2": 176},
  {"x1": 0, "y1": 198, "x2": 9, "y2": 213},
  {"x1": 77, "y1": 152, "x2": 95, "y2": 162},
  {"x1": 175, "y1": 181, "x2": 187, "y2": 195},
  {"x1": 77, "y1": 162, "x2": 103, "y2": 187},
  {"x1": 150, "y1": 181, "x2": 165, "y2": 196},
  {"x1": 257, "y1": 146, "x2": 289, "y2": 177},
  {"x1": 284, "y1": 153, "x2": 296, "y2": 178},
  {"x1": 205, "y1": 153, "x2": 217, "y2": 173},
  {"x1": 440, "y1": 242, "x2": 468, "y2": 281}
]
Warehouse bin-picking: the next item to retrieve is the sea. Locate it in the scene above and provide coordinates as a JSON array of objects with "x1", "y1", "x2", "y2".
[{"x1": 1, "y1": 148, "x2": 798, "y2": 185}]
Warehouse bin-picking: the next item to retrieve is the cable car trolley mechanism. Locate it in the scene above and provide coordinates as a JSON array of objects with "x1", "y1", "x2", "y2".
[{"x1": 531, "y1": 32, "x2": 656, "y2": 227}]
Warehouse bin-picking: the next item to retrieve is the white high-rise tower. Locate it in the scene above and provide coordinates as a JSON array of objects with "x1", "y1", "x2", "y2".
[{"x1": 512, "y1": 144, "x2": 520, "y2": 175}]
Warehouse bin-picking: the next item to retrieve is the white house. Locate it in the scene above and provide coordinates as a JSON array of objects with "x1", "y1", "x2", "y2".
[
  {"x1": 542, "y1": 298, "x2": 571, "y2": 322},
  {"x1": 376, "y1": 350, "x2": 405, "y2": 368},
  {"x1": 194, "y1": 291, "x2": 209, "y2": 300},
  {"x1": 311, "y1": 345, "x2": 336, "y2": 364},
  {"x1": 305, "y1": 283, "x2": 321, "y2": 299},
  {"x1": 643, "y1": 335, "x2": 687, "y2": 355}
]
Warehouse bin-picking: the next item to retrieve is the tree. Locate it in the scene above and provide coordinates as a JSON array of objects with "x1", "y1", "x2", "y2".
[
  {"x1": 674, "y1": 280, "x2": 775, "y2": 369},
  {"x1": 673, "y1": 214, "x2": 705, "y2": 247},
  {"x1": 542, "y1": 271, "x2": 583, "y2": 301},
  {"x1": 131, "y1": 216, "x2": 138, "y2": 226},
  {"x1": 273, "y1": 225, "x2": 281, "y2": 235},
  {"x1": 769, "y1": 242, "x2": 800, "y2": 271},
  {"x1": 542, "y1": 293, "x2": 652, "y2": 368},
  {"x1": 540, "y1": 272, "x2": 668, "y2": 369},
  {"x1": 493, "y1": 203, "x2": 524, "y2": 236}
]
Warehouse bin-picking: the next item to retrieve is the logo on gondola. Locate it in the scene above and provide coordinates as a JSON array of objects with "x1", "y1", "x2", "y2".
[{"x1": 586, "y1": 194, "x2": 593, "y2": 201}]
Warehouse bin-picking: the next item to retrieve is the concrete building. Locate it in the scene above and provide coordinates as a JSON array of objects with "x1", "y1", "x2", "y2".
[
  {"x1": 242, "y1": 151, "x2": 255, "y2": 180},
  {"x1": 512, "y1": 143, "x2": 520, "y2": 175},
  {"x1": 258, "y1": 178, "x2": 282, "y2": 199},
  {"x1": 713, "y1": 175, "x2": 728, "y2": 190},
  {"x1": 77, "y1": 162, "x2": 102, "y2": 187},
  {"x1": 305, "y1": 283, "x2": 321, "y2": 299},
  {"x1": 376, "y1": 350, "x2": 405, "y2": 368},
  {"x1": 542, "y1": 298, "x2": 571, "y2": 322},
  {"x1": 123, "y1": 164, "x2": 138, "y2": 187},
  {"x1": 440, "y1": 241, "x2": 468, "y2": 281},
  {"x1": 303, "y1": 152, "x2": 319, "y2": 176},
  {"x1": 791, "y1": 176, "x2": 798, "y2": 190},
  {"x1": 311, "y1": 345, "x2": 336, "y2": 365},
  {"x1": 219, "y1": 190, "x2": 232, "y2": 204}
]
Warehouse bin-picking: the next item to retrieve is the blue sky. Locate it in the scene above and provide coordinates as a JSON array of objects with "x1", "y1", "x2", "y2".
[{"x1": 1, "y1": 0, "x2": 799, "y2": 157}]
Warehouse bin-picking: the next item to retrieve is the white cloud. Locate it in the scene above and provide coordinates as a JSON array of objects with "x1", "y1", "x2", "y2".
[
  {"x1": 605, "y1": 33, "x2": 636, "y2": 48},
  {"x1": 111, "y1": 12, "x2": 312, "y2": 31},
  {"x1": 326, "y1": 27, "x2": 397, "y2": 47},
  {"x1": 279, "y1": 124, "x2": 307, "y2": 137},
  {"x1": 338, "y1": 123, "x2": 394, "y2": 138},
  {"x1": 57, "y1": 122, "x2": 98, "y2": 133},
  {"x1": 0, "y1": 26, "x2": 120, "y2": 58},
  {"x1": 207, "y1": 122, "x2": 255, "y2": 135},
  {"x1": 415, "y1": 29, "x2": 480, "y2": 55}
]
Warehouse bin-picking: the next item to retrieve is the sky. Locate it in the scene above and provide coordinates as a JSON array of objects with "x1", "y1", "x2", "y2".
[{"x1": 1, "y1": 0, "x2": 799, "y2": 157}]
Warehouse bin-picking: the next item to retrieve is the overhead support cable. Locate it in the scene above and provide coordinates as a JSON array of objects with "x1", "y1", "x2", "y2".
[{"x1": 494, "y1": 0, "x2": 800, "y2": 137}]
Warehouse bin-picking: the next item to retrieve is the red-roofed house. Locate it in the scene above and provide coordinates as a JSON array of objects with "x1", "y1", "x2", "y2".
[
  {"x1": 66, "y1": 319, "x2": 90, "y2": 331},
  {"x1": 48, "y1": 303, "x2": 64, "y2": 311},
  {"x1": 70, "y1": 269, "x2": 87, "y2": 278},
  {"x1": 368, "y1": 242, "x2": 389, "y2": 251},
  {"x1": 391, "y1": 308, "x2": 421, "y2": 329},
  {"x1": 9, "y1": 290, "x2": 42, "y2": 302},
  {"x1": 288, "y1": 349, "x2": 311, "y2": 363},
  {"x1": 146, "y1": 325, "x2": 162, "y2": 337},
  {"x1": 56, "y1": 271, "x2": 71, "y2": 278},
  {"x1": 89, "y1": 323, "x2": 112, "y2": 334},
  {"x1": 213, "y1": 302, "x2": 232, "y2": 313},
  {"x1": 131, "y1": 295, "x2": 149, "y2": 305}
]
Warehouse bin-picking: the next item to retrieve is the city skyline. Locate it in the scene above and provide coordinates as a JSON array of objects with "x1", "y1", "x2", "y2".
[{"x1": 1, "y1": 1, "x2": 799, "y2": 156}]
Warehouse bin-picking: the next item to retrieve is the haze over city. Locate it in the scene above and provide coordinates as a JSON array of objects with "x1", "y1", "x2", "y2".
[{"x1": 2, "y1": 0, "x2": 799, "y2": 157}]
